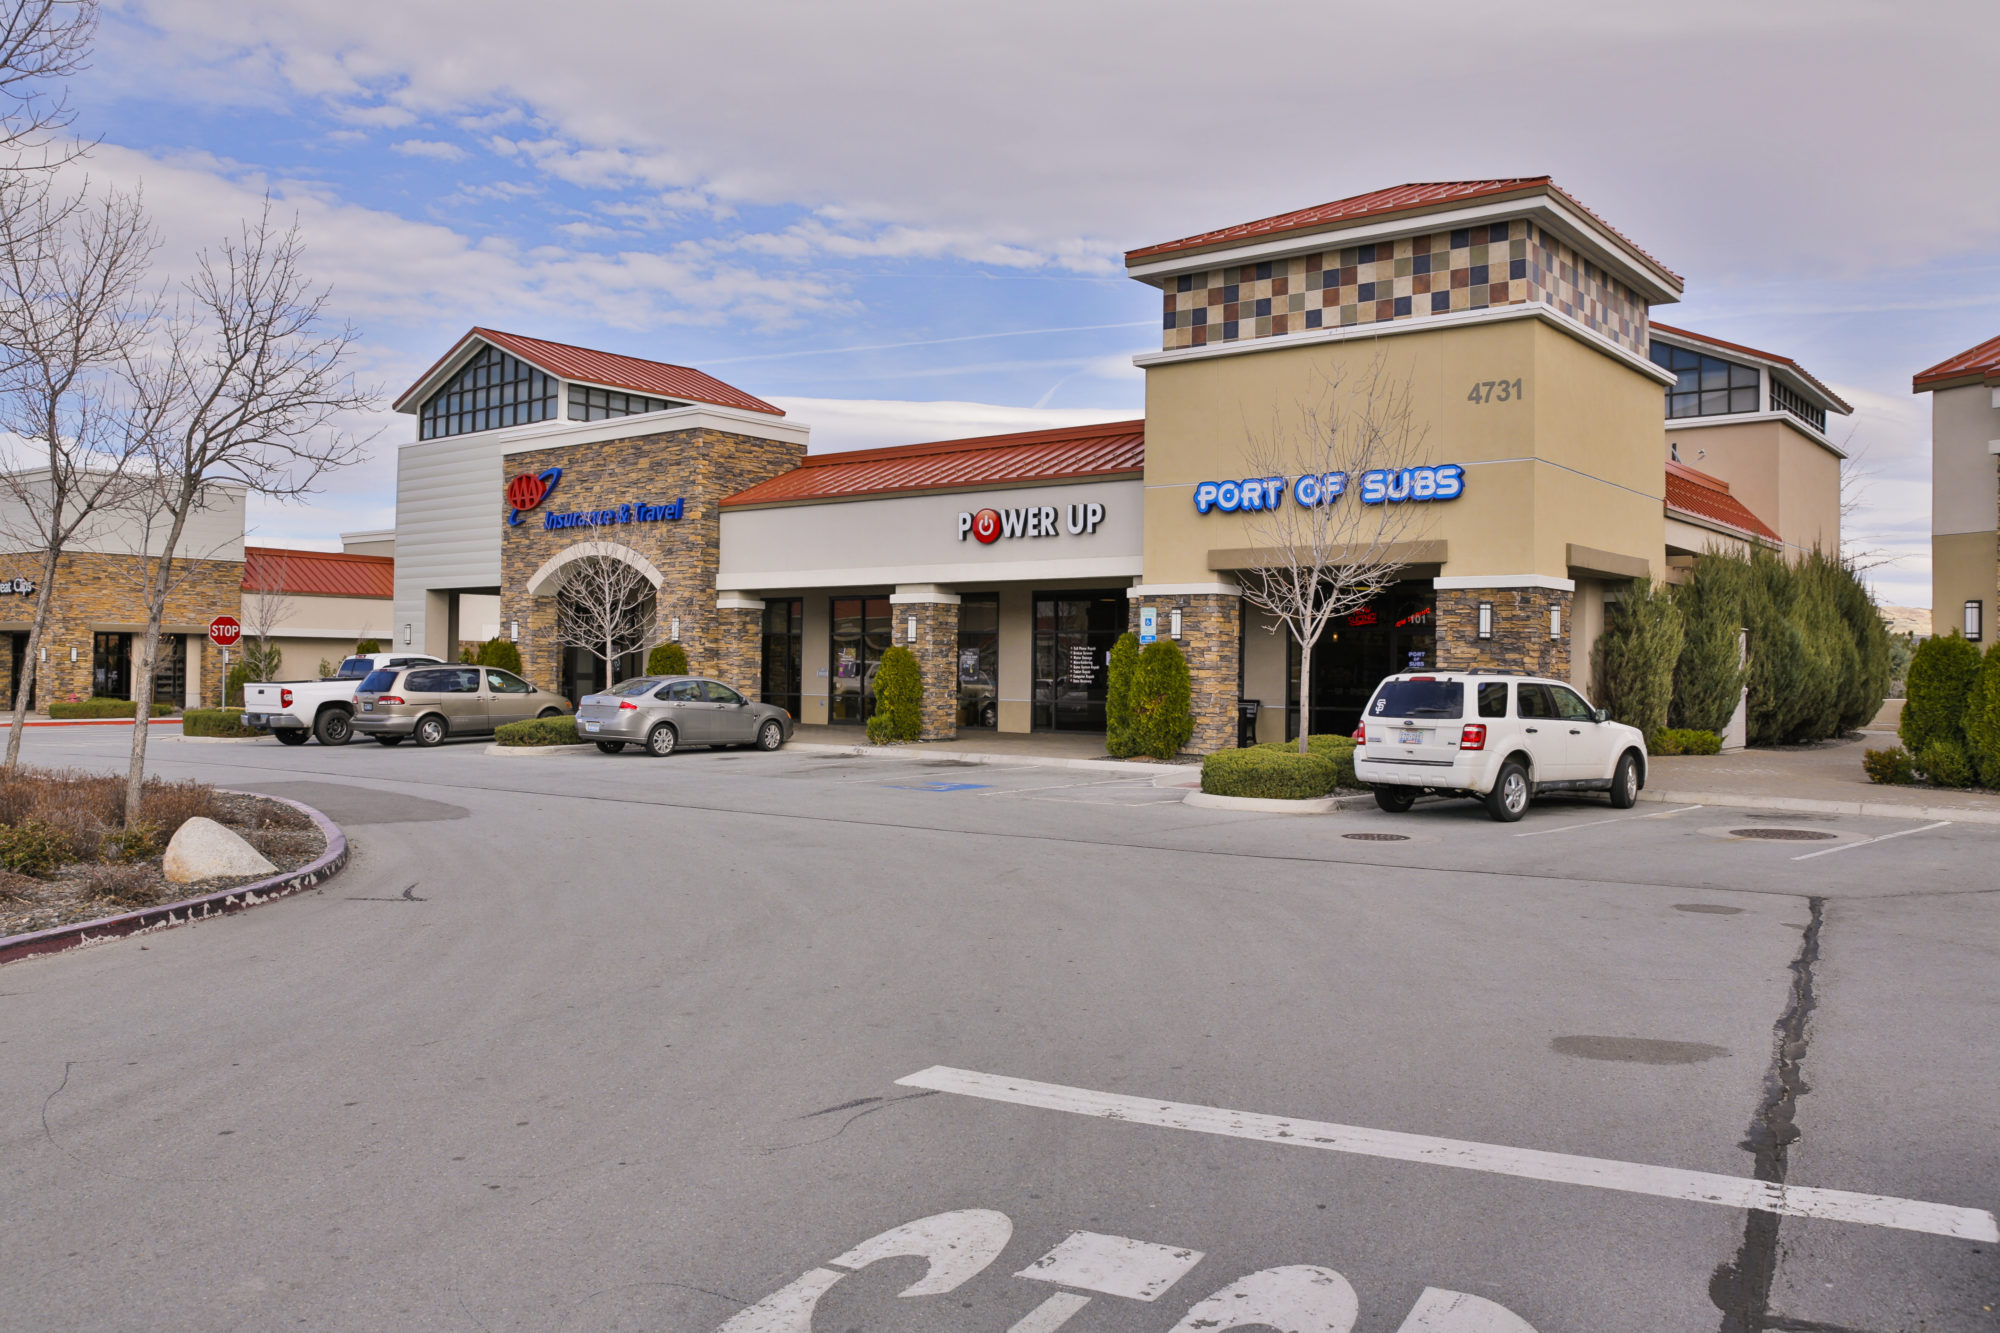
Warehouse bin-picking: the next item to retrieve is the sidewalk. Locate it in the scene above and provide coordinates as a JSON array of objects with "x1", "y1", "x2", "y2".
[
  {"x1": 788, "y1": 724, "x2": 1197, "y2": 776},
  {"x1": 0, "y1": 712, "x2": 183, "y2": 728},
  {"x1": 1644, "y1": 730, "x2": 2000, "y2": 824}
]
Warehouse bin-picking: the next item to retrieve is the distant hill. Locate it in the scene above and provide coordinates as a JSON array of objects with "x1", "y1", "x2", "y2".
[{"x1": 1879, "y1": 605, "x2": 1931, "y2": 637}]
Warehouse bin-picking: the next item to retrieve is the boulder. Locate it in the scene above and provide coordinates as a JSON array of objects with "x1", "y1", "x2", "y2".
[{"x1": 162, "y1": 816, "x2": 277, "y2": 884}]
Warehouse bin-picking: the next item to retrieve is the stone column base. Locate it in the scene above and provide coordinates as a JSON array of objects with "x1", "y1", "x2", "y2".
[
  {"x1": 1435, "y1": 586, "x2": 1572, "y2": 678},
  {"x1": 896, "y1": 599, "x2": 960, "y2": 741},
  {"x1": 1128, "y1": 588, "x2": 1241, "y2": 755},
  {"x1": 714, "y1": 599, "x2": 764, "y2": 698}
]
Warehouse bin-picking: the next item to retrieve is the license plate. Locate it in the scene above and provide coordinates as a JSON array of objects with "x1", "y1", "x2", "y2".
[
  {"x1": 1397, "y1": 728, "x2": 1424, "y2": 745},
  {"x1": 361, "y1": 702, "x2": 373, "y2": 712},
  {"x1": 584, "y1": 720, "x2": 600, "y2": 733}
]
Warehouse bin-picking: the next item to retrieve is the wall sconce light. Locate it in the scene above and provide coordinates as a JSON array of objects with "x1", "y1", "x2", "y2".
[
  {"x1": 1968, "y1": 600, "x2": 1985, "y2": 642},
  {"x1": 1550, "y1": 607, "x2": 1562, "y2": 640},
  {"x1": 69, "y1": 646, "x2": 77, "y2": 662},
  {"x1": 906, "y1": 615, "x2": 917, "y2": 644},
  {"x1": 401, "y1": 623, "x2": 411, "y2": 645},
  {"x1": 1477, "y1": 602, "x2": 1493, "y2": 639},
  {"x1": 1169, "y1": 608, "x2": 1182, "y2": 639},
  {"x1": 509, "y1": 620, "x2": 519, "y2": 642},
  {"x1": 670, "y1": 617, "x2": 681, "y2": 643}
]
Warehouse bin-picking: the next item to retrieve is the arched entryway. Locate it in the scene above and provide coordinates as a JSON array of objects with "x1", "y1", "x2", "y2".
[{"x1": 526, "y1": 542, "x2": 666, "y2": 703}]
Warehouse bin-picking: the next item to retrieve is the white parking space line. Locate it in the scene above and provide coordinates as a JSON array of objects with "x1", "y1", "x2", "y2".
[
  {"x1": 897, "y1": 1066, "x2": 1999, "y2": 1243},
  {"x1": 1512, "y1": 805, "x2": 1702, "y2": 838},
  {"x1": 1791, "y1": 820, "x2": 1952, "y2": 861}
]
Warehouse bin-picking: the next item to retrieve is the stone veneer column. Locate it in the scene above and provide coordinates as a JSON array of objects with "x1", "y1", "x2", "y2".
[
  {"x1": 1128, "y1": 585, "x2": 1241, "y2": 756},
  {"x1": 891, "y1": 587, "x2": 960, "y2": 741},
  {"x1": 714, "y1": 596, "x2": 764, "y2": 697},
  {"x1": 1434, "y1": 583, "x2": 1573, "y2": 679}
]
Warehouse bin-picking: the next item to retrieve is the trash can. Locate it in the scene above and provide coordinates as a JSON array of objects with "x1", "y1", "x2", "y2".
[{"x1": 1237, "y1": 698, "x2": 1261, "y2": 748}]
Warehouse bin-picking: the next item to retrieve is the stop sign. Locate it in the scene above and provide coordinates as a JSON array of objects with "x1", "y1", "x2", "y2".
[{"x1": 208, "y1": 615, "x2": 241, "y2": 648}]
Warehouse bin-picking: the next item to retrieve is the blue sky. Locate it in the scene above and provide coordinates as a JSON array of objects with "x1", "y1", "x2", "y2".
[{"x1": 58, "y1": 0, "x2": 2000, "y2": 607}]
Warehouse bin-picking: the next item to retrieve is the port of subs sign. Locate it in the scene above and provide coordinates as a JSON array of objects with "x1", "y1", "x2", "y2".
[
  {"x1": 958, "y1": 501, "x2": 1105, "y2": 544},
  {"x1": 1194, "y1": 465, "x2": 1465, "y2": 514}
]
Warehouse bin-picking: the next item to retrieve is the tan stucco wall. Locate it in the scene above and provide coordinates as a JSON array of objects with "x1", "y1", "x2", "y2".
[
  {"x1": 1930, "y1": 383, "x2": 2000, "y2": 540},
  {"x1": 1241, "y1": 604, "x2": 1290, "y2": 742},
  {"x1": 1140, "y1": 317, "x2": 1665, "y2": 585},
  {"x1": 1932, "y1": 529, "x2": 1996, "y2": 641},
  {"x1": 1664, "y1": 417, "x2": 1842, "y2": 556}
]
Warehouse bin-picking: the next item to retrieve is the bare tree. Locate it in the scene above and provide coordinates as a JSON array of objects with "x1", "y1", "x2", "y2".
[
  {"x1": 238, "y1": 546, "x2": 293, "y2": 681},
  {"x1": 0, "y1": 180, "x2": 153, "y2": 767},
  {"x1": 0, "y1": 0, "x2": 97, "y2": 172},
  {"x1": 121, "y1": 206, "x2": 374, "y2": 820},
  {"x1": 1234, "y1": 351, "x2": 1432, "y2": 753},
  {"x1": 552, "y1": 543, "x2": 659, "y2": 686}
]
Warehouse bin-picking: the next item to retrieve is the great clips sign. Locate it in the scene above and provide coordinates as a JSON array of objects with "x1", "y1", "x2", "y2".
[
  {"x1": 1193, "y1": 465, "x2": 1465, "y2": 514},
  {"x1": 958, "y1": 501, "x2": 1106, "y2": 544},
  {"x1": 506, "y1": 465, "x2": 685, "y2": 531}
]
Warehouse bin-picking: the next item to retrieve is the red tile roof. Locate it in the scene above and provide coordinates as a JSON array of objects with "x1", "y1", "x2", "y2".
[
  {"x1": 721, "y1": 419, "x2": 1145, "y2": 508},
  {"x1": 242, "y1": 547, "x2": 395, "y2": 599},
  {"x1": 393, "y1": 328, "x2": 782, "y2": 417},
  {"x1": 1650, "y1": 322, "x2": 1851, "y2": 414},
  {"x1": 1913, "y1": 332, "x2": 2000, "y2": 392},
  {"x1": 1664, "y1": 462, "x2": 1778, "y2": 543},
  {"x1": 1125, "y1": 177, "x2": 1681, "y2": 287}
]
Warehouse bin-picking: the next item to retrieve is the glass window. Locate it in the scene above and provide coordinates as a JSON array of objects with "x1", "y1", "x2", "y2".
[
  {"x1": 487, "y1": 669, "x2": 531, "y2": 694},
  {"x1": 1649, "y1": 340, "x2": 1760, "y2": 420},
  {"x1": 358, "y1": 669, "x2": 399, "y2": 693},
  {"x1": 92, "y1": 632, "x2": 131, "y2": 699},
  {"x1": 661, "y1": 680, "x2": 701, "y2": 702},
  {"x1": 565, "y1": 384, "x2": 681, "y2": 422},
  {"x1": 704, "y1": 681, "x2": 745, "y2": 705},
  {"x1": 389, "y1": 656, "x2": 432, "y2": 668},
  {"x1": 1769, "y1": 378, "x2": 1827, "y2": 434},
  {"x1": 334, "y1": 657, "x2": 376, "y2": 679},
  {"x1": 957, "y1": 593, "x2": 999, "y2": 729},
  {"x1": 405, "y1": 669, "x2": 454, "y2": 693},
  {"x1": 418, "y1": 345, "x2": 557, "y2": 439},
  {"x1": 760, "y1": 599, "x2": 803, "y2": 718},
  {"x1": 609, "y1": 677, "x2": 661, "y2": 696},
  {"x1": 1516, "y1": 684, "x2": 1556, "y2": 719},
  {"x1": 449, "y1": 668, "x2": 482, "y2": 693},
  {"x1": 1550, "y1": 686, "x2": 1595, "y2": 721},
  {"x1": 829, "y1": 596, "x2": 891, "y2": 723},
  {"x1": 1477, "y1": 682, "x2": 1509, "y2": 718},
  {"x1": 152, "y1": 634, "x2": 187, "y2": 707},
  {"x1": 1367, "y1": 679, "x2": 1464, "y2": 719}
]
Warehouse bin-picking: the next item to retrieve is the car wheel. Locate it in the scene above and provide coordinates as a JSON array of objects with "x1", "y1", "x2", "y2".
[
  {"x1": 757, "y1": 719, "x2": 784, "y2": 752},
  {"x1": 314, "y1": 709, "x2": 353, "y2": 746},
  {"x1": 538, "y1": 707, "x2": 562, "y2": 719},
  {"x1": 1373, "y1": 786, "x2": 1416, "y2": 813},
  {"x1": 374, "y1": 735, "x2": 404, "y2": 747},
  {"x1": 414, "y1": 715, "x2": 448, "y2": 748},
  {"x1": 595, "y1": 741, "x2": 626, "y2": 754},
  {"x1": 273, "y1": 728, "x2": 309, "y2": 746},
  {"x1": 645, "y1": 723, "x2": 677, "y2": 757},
  {"x1": 1485, "y1": 761, "x2": 1531, "y2": 823},
  {"x1": 1610, "y1": 752, "x2": 1641, "y2": 809}
]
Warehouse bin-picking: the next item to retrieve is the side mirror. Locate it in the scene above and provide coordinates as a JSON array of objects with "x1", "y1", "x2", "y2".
[{"x1": 1594, "y1": 708, "x2": 1610, "y2": 724}]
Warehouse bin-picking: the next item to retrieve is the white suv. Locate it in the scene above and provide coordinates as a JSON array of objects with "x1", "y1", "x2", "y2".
[{"x1": 1352, "y1": 672, "x2": 1648, "y2": 822}]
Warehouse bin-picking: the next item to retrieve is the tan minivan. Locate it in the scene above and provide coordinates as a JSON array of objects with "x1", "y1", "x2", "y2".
[{"x1": 352, "y1": 664, "x2": 571, "y2": 747}]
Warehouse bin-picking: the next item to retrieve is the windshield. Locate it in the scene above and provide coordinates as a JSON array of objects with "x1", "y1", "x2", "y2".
[
  {"x1": 607, "y1": 678, "x2": 662, "y2": 696},
  {"x1": 358, "y1": 669, "x2": 398, "y2": 694},
  {"x1": 1368, "y1": 679, "x2": 1465, "y2": 719},
  {"x1": 334, "y1": 657, "x2": 376, "y2": 680}
]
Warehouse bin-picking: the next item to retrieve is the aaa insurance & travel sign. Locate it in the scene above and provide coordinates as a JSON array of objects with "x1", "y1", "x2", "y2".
[{"x1": 506, "y1": 466, "x2": 685, "y2": 531}]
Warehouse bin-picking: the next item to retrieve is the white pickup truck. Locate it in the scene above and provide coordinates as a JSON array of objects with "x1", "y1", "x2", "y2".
[{"x1": 242, "y1": 651, "x2": 445, "y2": 746}]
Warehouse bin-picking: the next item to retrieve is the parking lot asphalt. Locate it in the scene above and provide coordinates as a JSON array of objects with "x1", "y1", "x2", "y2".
[{"x1": 0, "y1": 728, "x2": 1994, "y2": 1332}]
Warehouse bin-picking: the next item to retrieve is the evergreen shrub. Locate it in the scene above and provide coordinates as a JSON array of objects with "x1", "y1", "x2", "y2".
[
  {"x1": 182, "y1": 707, "x2": 261, "y2": 738},
  {"x1": 1594, "y1": 578, "x2": 1682, "y2": 736},
  {"x1": 0, "y1": 818, "x2": 72, "y2": 876},
  {"x1": 494, "y1": 715, "x2": 582, "y2": 747},
  {"x1": 647, "y1": 642, "x2": 689, "y2": 676},
  {"x1": 866, "y1": 645, "x2": 922, "y2": 744},
  {"x1": 1648, "y1": 728, "x2": 1721, "y2": 756},
  {"x1": 477, "y1": 638, "x2": 524, "y2": 674},
  {"x1": 225, "y1": 662, "x2": 252, "y2": 707},
  {"x1": 1917, "y1": 738, "x2": 1976, "y2": 788},
  {"x1": 49, "y1": 697, "x2": 170, "y2": 719},
  {"x1": 1900, "y1": 633, "x2": 1981, "y2": 756},
  {"x1": 354, "y1": 638, "x2": 381, "y2": 654},
  {"x1": 1960, "y1": 643, "x2": 2000, "y2": 788},
  {"x1": 1824, "y1": 554, "x2": 1892, "y2": 732},
  {"x1": 1670, "y1": 554, "x2": 1750, "y2": 733},
  {"x1": 1105, "y1": 631, "x2": 1139, "y2": 758},
  {"x1": 1861, "y1": 746, "x2": 1914, "y2": 785},
  {"x1": 1201, "y1": 747, "x2": 1338, "y2": 800},
  {"x1": 1128, "y1": 640, "x2": 1194, "y2": 759}
]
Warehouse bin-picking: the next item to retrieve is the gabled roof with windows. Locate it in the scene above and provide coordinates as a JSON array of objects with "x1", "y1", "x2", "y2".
[
  {"x1": 1912, "y1": 332, "x2": 2000, "y2": 392},
  {"x1": 1650, "y1": 322, "x2": 1851, "y2": 414},
  {"x1": 242, "y1": 546, "x2": 394, "y2": 598},
  {"x1": 721, "y1": 419, "x2": 1145, "y2": 508},
  {"x1": 1663, "y1": 461, "x2": 1779, "y2": 543},
  {"x1": 392, "y1": 328, "x2": 783, "y2": 417}
]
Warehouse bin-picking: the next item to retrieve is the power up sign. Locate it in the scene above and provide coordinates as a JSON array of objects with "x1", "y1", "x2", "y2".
[{"x1": 958, "y1": 501, "x2": 1105, "y2": 544}]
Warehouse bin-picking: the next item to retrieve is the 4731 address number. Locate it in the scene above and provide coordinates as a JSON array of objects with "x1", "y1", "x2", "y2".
[{"x1": 1467, "y1": 379, "x2": 1523, "y2": 404}]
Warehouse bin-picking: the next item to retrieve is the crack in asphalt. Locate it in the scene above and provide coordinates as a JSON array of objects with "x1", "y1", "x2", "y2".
[
  {"x1": 1711, "y1": 896, "x2": 1825, "y2": 1333},
  {"x1": 764, "y1": 1089, "x2": 938, "y2": 1155}
]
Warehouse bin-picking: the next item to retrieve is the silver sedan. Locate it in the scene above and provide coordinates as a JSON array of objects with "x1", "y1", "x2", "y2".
[{"x1": 575, "y1": 675, "x2": 794, "y2": 756}]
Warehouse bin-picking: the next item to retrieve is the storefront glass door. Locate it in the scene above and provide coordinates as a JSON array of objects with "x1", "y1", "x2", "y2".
[
  {"x1": 760, "y1": 599, "x2": 802, "y2": 717},
  {"x1": 561, "y1": 645, "x2": 647, "y2": 703},
  {"x1": 1288, "y1": 583, "x2": 1435, "y2": 740},
  {"x1": 957, "y1": 593, "x2": 998, "y2": 729},
  {"x1": 93, "y1": 632, "x2": 131, "y2": 699},
  {"x1": 829, "y1": 596, "x2": 890, "y2": 724},
  {"x1": 7, "y1": 633, "x2": 34, "y2": 711},
  {"x1": 152, "y1": 635, "x2": 186, "y2": 708},
  {"x1": 1032, "y1": 590, "x2": 1126, "y2": 732}
]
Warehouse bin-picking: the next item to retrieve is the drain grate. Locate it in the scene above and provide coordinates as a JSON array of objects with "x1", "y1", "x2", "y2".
[
  {"x1": 1344, "y1": 832, "x2": 1410, "y2": 842},
  {"x1": 1730, "y1": 827, "x2": 1837, "y2": 841}
]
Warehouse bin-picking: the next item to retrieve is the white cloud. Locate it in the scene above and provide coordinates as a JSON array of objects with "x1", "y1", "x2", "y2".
[
  {"x1": 767, "y1": 397, "x2": 1136, "y2": 456},
  {"x1": 391, "y1": 138, "x2": 465, "y2": 162}
]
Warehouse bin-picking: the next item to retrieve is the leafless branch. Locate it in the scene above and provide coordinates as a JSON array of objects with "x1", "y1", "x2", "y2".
[
  {"x1": 551, "y1": 543, "x2": 660, "y2": 683},
  {"x1": 0, "y1": 0, "x2": 97, "y2": 171}
]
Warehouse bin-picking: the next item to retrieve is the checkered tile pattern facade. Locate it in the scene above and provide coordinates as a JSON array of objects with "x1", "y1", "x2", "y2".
[{"x1": 1157, "y1": 219, "x2": 1648, "y2": 355}]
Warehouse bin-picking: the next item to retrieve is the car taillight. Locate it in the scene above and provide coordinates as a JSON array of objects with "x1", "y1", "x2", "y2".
[
  {"x1": 377, "y1": 695, "x2": 404, "y2": 705},
  {"x1": 619, "y1": 700, "x2": 638, "y2": 710},
  {"x1": 1353, "y1": 724, "x2": 1366, "y2": 744},
  {"x1": 280, "y1": 688, "x2": 292, "y2": 708},
  {"x1": 1460, "y1": 723, "x2": 1487, "y2": 751}
]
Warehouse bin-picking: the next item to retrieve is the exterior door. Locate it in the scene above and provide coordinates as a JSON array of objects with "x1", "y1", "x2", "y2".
[
  {"x1": 1032, "y1": 591, "x2": 1125, "y2": 731},
  {"x1": 658, "y1": 679, "x2": 708, "y2": 742},
  {"x1": 92, "y1": 632, "x2": 131, "y2": 699},
  {"x1": 1548, "y1": 683, "x2": 1607, "y2": 780},
  {"x1": 485, "y1": 668, "x2": 536, "y2": 726},
  {"x1": 704, "y1": 680, "x2": 757, "y2": 743},
  {"x1": 7, "y1": 634, "x2": 34, "y2": 711},
  {"x1": 1513, "y1": 684, "x2": 1569, "y2": 782},
  {"x1": 443, "y1": 666, "x2": 490, "y2": 733}
]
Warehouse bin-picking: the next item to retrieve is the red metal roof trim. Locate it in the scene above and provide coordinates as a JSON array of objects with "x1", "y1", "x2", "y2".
[
  {"x1": 1913, "y1": 332, "x2": 2000, "y2": 392},
  {"x1": 1650, "y1": 322, "x2": 1851, "y2": 414},
  {"x1": 393, "y1": 327, "x2": 782, "y2": 417},
  {"x1": 1125, "y1": 178, "x2": 1681, "y2": 285},
  {"x1": 243, "y1": 547, "x2": 395, "y2": 599},
  {"x1": 1664, "y1": 462, "x2": 1779, "y2": 543},
  {"x1": 721, "y1": 419, "x2": 1145, "y2": 507}
]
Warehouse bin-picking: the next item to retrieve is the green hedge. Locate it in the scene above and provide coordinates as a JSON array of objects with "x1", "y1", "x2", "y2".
[
  {"x1": 1900, "y1": 633, "x2": 1980, "y2": 756},
  {"x1": 1648, "y1": 727, "x2": 1721, "y2": 756},
  {"x1": 647, "y1": 642, "x2": 689, "y2": 676},
  {"x1": 1105, "y1": 631, "x2": 1139, "y2": 758},
  {"x1": 1129, "y1": 639, "x2": 1194, "y2": 760},
  {"x1": 1594, "y1": 578, "x2": 1682, "y2": 736},
  {"x1": 1960, "y1": 642, "x2": 2000, "y2": 788},
  {"x1": 49, "y1": 697, "x2": 176, "y2": 719},
  {"x1": 1201, "y1": 735, "x2": 1365, "y2": 799},
  {"x1": 866, "y1": 645, "x2": 922, "y2": 744},
  {"x1": 475, "y1": 638, "x2": 524, "y2": 673},
  {"x1": 1669, "y1": 554, "x2": 1750, "y2": 733},
  {"x1": 494, "y1": 715, "x2": 583, "y2": 747},
  {"x1": 183, "y1": 707, "x2": 261, "y2": 738}
]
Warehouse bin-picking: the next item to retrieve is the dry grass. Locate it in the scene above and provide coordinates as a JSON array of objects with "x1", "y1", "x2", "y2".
[
  {"x1": 76, "y1": 862, "x2": 155, "y2": 906},
  {"x1": 0, "y1": 768, "x2": 218, "y2": 863}
]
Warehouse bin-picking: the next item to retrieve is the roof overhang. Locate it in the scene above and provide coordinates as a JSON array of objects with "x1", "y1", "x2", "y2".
[{"x1": 1649, "y1": 323, "x2": 1851, "y2": 416}]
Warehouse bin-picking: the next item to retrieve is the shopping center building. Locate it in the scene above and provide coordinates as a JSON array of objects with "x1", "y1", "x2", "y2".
[
  {"x1": 1914, "y1": 333, "x2": 2000, "y2": 643},
  {"x1": 388, "y1": 178, "x2": 1850, "y2": 750}
]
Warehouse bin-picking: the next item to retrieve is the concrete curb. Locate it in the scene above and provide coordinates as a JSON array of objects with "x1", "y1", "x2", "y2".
[
  {"x1": 1181, "y1": 788, "x2": 1378, "y2": 814},
  {"x1": 170, "y1": 735, "x2": 269, "y2": 744},
  {"x1": 1639, "y1": 787, "x2": 2000, "y2": 825},
  {"x1": 0, "y1": 795, "x2": 349, "y2": 966},
  {"x1": 785, "y1": 740, "x2": 1201, "y2": 778},
  {"x1": 0, "y1": 717, "x2": 184, "y2": 728},
  {"x1": 482, "y1": 743, "x2": 594, "y2": 757}
]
